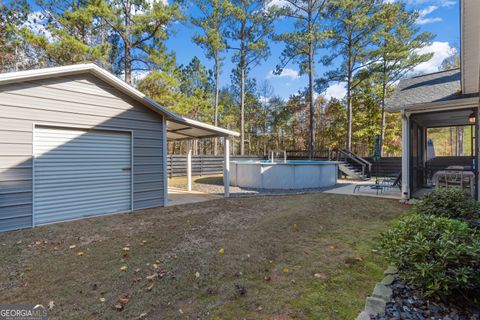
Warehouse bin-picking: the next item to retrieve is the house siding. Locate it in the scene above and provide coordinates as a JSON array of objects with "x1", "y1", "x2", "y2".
[{"x1": 0, "y1": 74, "x2": 165, "y2": 232}]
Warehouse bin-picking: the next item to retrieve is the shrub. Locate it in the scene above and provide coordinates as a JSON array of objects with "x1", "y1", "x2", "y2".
[
  {"x1": 381, "y1": 214, "x2": 480, "y2": 298},
  {"x1": 414, "y1": 187, "x2": 480, "y2": 220}
]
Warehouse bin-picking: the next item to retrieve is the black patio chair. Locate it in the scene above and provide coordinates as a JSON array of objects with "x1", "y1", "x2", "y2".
[{"x1": 353, "y1": 173, "x2": 402, "y2": 194}]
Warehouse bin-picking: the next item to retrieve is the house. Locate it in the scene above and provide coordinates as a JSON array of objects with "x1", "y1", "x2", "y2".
[
  {"x1": 0, "y1": 64, "x2": 239, "y2": 232},
  {"x1": 388, "y1": 0, "x2": 479, "y2": 199}
]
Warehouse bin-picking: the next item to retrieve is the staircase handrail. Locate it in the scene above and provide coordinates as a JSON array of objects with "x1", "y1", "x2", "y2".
[{"x1": 336, "y1": 149, "x2": 372, "y2": 177}]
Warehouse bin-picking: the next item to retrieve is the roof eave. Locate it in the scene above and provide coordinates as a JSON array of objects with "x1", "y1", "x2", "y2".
[
  {"x1": 387, "y1": 96, "x2": 478, "y2": 114},
  {"x1": 0, "y1": 64, "x2": 240, "y2": 138}
]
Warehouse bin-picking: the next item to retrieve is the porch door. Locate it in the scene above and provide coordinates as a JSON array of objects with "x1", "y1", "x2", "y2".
[{"x1": 409, "y1": 121, "x2": 425, "y2": 193}]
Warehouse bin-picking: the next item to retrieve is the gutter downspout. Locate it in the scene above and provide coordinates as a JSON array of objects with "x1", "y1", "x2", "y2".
[{"x1": 401, "y1": 110, "x2": 411, "y2": 199}]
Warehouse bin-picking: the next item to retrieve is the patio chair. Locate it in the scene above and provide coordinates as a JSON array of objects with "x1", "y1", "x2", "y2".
[{"x1": 353, "y1": 173, "x2": 402, "y2": 194}]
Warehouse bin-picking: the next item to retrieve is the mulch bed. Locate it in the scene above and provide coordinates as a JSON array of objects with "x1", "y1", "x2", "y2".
[{"x1": 372, "y1": 280, "x2": 480, "y2": 320}]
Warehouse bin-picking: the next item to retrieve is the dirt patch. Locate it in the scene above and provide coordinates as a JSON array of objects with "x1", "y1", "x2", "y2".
[{"x1": 0, "y1": 193, "x2": 407, "y2": 319}]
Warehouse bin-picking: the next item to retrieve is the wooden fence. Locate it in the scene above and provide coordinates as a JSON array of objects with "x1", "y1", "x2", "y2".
[
  {"x1": 167, "y1": 155, "x2": 265, "y2": 177},
  {"x1": 167, "y1": 155, "x2": 476, "y2": 178}
]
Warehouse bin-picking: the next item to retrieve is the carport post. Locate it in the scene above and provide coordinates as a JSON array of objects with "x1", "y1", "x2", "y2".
[
  {"x1": 224, "y1": 137, "x2": 230, "y2": 197},
  {"x1": 187, "y1": 140, "x2": 192, "y2": 192}
]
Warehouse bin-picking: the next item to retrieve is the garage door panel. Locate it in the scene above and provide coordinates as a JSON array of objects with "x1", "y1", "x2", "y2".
[{"x1": 34, "y1": 126, "x2": 132, "y2": 225}]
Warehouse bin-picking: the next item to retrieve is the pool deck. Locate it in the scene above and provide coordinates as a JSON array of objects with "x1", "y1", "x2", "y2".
[{"x1": 323, "y1": 179, "x2": 402, "y2": 199}]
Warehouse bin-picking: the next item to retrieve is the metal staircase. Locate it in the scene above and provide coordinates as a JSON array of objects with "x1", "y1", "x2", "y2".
[{"x1": 332, "y1": 149, "x2": 372, "y2": 181}]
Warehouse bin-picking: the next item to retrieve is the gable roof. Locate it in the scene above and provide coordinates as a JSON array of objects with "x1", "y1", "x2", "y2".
[
  {"x1": 386, "y1": 69, "x2": 478, "y2": 112},
  {"x1": 0, "y1": 64, "x2": 239, "y2": 140}
]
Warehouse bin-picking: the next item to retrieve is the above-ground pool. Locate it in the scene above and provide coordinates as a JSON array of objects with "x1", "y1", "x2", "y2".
[{"x1": 230, "y1": 160, "x2": 338, "y2": 189}]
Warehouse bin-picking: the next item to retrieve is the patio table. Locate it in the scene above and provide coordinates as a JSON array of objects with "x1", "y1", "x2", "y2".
[{"x1": 432, "y1": 170, "x2": 475, "y2": 197}]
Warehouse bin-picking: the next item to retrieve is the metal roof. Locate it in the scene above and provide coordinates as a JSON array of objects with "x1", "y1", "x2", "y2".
[
  {"x1": 386, "y1": 68, "x2": 479, "y2": 112},
  {"x1": 0, "y1": 64, "x2": 239, "y2": 140}
]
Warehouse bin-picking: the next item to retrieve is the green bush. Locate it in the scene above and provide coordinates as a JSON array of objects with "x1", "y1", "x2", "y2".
[
  {"x1": 414, "y1": 187, "x2": 480, "y2": 220},
  {"x1": 381, "y1": 214, "x2": 480, "y2": 298}
]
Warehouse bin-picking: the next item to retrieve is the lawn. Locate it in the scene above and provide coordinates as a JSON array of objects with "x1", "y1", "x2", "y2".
[{"x1": 0, "y1": 194, "x2": 407, "y2": 319}]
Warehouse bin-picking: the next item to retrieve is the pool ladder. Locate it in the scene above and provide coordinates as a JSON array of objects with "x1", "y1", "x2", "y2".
[{"x1": 268, "y1": 150, "x2": 287, "y2": 163}]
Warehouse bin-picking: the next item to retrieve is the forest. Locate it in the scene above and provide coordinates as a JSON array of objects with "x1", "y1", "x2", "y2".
[{"x1": 0, "y1": 0, "x2": 460, "y2": 157}]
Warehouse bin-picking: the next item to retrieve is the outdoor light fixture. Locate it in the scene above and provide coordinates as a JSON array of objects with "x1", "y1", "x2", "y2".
[{"x1": 469, "y1": 111, "x2": 476, "y2": 124}]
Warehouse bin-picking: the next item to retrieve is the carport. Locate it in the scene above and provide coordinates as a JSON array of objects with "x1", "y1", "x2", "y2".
[{"x1": 165, "y1": 116, "x2": 239, "y2": 204}]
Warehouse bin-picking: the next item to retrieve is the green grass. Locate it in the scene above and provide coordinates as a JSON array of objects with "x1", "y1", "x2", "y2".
[{"x1": 0, "y1": 193, "x2": 407, "y2": 319}]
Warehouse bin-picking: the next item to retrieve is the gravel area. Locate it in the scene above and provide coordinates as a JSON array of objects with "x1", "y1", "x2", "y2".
[
  {"x1": 191, "y1": 177, "x2": 339, "y2": 196},
  {"x1": 372, "y1": 280, "x2": 480, "y2": 320}
]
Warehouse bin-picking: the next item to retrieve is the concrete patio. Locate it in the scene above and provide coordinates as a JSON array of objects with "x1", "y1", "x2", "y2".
[
  {"x1": 323, "y1": 179, "x2": 402, "y2": 200},
  {"x1": 167, "y1": 186, "x2": 222, "y2": 206}
]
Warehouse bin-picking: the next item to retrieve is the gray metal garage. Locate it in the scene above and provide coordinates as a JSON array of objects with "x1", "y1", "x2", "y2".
[{"x1": 0, "y1": 64, "x2": 238, "y2": 232}]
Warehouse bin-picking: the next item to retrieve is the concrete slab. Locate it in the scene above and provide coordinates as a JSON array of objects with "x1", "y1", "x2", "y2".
[
  {"x1": 323, "y1": 179, "x2": 401, "y2": 200},
  {"x1": 168, "y1": 187, "x2": 222, "y2": 206}
]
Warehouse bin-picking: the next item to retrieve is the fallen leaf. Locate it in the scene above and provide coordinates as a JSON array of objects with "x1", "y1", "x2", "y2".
[
  {"x1": 195, "y1": 271, "x2": 200, "y2": 279},
  {"x1": 134, "y1": 268, "x2": 141, "y2": 273},
  {"x1": 282, "y1": 267, "x2": 289, "y2": 273},
  {"x1": 77, "y1": 252, "x2": 84, "y2": 256},
  {"x1": 354, "y1": 256, "x2": 363, "y2": 262},
  {"x1": 115, "y1": 303, "x2": 123, "y2": 311},
  {"x1": 153, "y1": 264, "x2": 159, "y2": 269},
  {"x1": 137, "y1": 312, "x2": 148, "y2": 319},
  {"x1": 146, "y1": 279, "x2": 154, "y2": 291},
  {"x1": 48, "y1": 301, "x2": 54, "y2": 310},
  {"x1": 69, "y1": 245, "x2": 76, "y2": 249},
  {"x1": 293, "y1": 223, "x2": 299, "y2": 230},
  {"x1": 218, "y1": 248, "x2": 225, "y2": 255},
  {"x1": 35, "y1": 241, "x2": 41, "y2": 245},
  {"x1": 120, "y1": 265, "x2": 127, "y2": 272},
  {"x1": 179, "y1": 309, "x2": 184, "y2": 314}
]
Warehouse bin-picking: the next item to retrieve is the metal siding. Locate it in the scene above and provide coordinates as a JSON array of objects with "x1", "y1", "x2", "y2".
[
  {"x1": 0, "y1": 74, "x2": 165, "y2": 232},
  {"x1": 33, "y1": 127, "x2": 132, "y2": 225}
]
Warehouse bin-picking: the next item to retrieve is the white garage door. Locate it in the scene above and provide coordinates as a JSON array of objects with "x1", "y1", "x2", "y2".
[{"x1": 33, "y1": 126, "x2": 132, "y2": 225}]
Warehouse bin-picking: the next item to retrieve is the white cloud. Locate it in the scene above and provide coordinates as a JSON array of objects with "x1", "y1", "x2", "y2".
[
  {"x1": 413, "y1": 41, "x2": 457, "y2": 74},
  {"x1": 23, "y1": 11, "x2": 54, "y2": 42},
  {"x1": 266, "y1": 68, "x2": 300, "y2": 80},
  {"x1": 325, "y1": 83, "x2": 347, "y2": 100},
  {"x1": 416, "y1": 5, "x2": 443, "y2": 25}
]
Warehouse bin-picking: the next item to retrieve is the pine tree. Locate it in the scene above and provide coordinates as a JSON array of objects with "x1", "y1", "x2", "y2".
[
  {"x1": 19, "y1": 0, "x2": 109, "y2": 67},
  {"x1": 273, "y1": 0, "x2": 329, "y2": 159},
  {"x1": 225, "y1": 0, "x2": 275, "y2": 155},
  {"x1": 371, "y1": 1, "x2": 433, "y2": 155},
  {"x1": 0, "y1": 0, "x2": 33, "y2": 72},
  {"x1": 191, "y1": 0, "x2": 233, "y2": 154},
  {"x1": 323, "y1": 0, "x2": 383, "y2": 151}
]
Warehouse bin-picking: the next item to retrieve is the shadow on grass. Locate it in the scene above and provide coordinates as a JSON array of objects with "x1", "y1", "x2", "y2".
[{"x1": 194, "y1": 176, "x2": 223, "y2": 186}]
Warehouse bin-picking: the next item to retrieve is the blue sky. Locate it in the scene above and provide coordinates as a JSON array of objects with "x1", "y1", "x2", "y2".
[
  {"x1": 24, "y1": 0, "x2": 460, "y2": 100},
  {"x1": 166, "y1": 0, "x2": 460, "y2": 99}
]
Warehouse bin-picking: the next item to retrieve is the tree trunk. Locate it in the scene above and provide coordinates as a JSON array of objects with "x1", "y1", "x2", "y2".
[
  {"x1": 308, "y1": 51, "x2": 315, "y2": 159},
  {"x1": 307, "y1": 0, "x2": 315, "y2": 159},
  {"x1": 457, "y1": 127, "x2": 464, "y2": 156},
  {"x1": 345, "y1": 42, "x2": 353, "y2": 151},
  {"x1": 213, "y1": 50, "x2": 220, "y2": 155},
  {"x1": 380, "y1": 80, "x2": 387, "y2": 156},
  {"x1": 240, "y1": 66, "x2": 245, "y2": 155},
  {"x1": 124, "y1": 0, "x2": 132, "y2": 85},
  {"x1": 239, "y1": 19, "x2": 246, "y2": 156}
]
